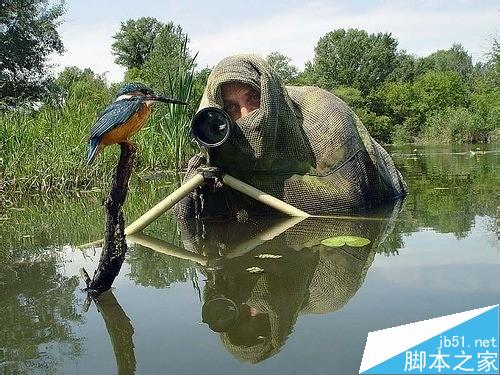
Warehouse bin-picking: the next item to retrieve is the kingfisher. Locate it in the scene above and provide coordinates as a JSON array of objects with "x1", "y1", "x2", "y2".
[{"x1": 87, "y1": 82, "x2": 187, "y2": 164}]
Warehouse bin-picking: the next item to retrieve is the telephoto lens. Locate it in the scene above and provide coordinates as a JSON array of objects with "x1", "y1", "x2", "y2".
[{"x1": 191, "y1": 107, "x2": 232, "y2": 147}]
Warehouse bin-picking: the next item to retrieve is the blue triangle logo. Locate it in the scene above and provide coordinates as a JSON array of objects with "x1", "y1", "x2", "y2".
[{"x1": 362, "y1": 306, "x2": 499, "y2": 374}]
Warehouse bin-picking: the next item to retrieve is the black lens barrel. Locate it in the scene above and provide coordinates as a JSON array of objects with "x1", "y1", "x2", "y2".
[{"x1": 191, "y1": 107, "x2": 232, "y2": 147}]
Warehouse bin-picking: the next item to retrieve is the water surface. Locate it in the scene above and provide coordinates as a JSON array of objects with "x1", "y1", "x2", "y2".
[{"x1": 1, "y1": 144, "x2": 498, "y2": 374}]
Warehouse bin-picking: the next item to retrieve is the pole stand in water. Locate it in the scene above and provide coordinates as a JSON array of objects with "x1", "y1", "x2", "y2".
[
  {"x1": 197, "y1": 166, "x2": 224, "y2": 180},
  {"x1": 123, "y1": 167, "x2": 309, "y2": 235},
  {"x1": 79, "y1": 166, "x2": 309, "y2": 249}
]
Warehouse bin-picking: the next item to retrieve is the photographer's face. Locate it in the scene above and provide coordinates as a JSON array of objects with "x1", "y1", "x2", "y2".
[{"x1": 221, "y1": 82, "x2": 260, "y2": 122}]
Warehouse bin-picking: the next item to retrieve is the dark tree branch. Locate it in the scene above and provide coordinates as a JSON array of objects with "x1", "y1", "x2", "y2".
[{"x1": 80, "y1": 142, "x2": 136, "y2": 295}]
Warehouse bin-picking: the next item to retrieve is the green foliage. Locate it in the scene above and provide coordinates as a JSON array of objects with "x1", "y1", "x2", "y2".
[
  {"x1": 55, "y1": 66, "x2": 104, "y2": 93},
  {"x1": 111, "y1": 17, "x2": 163, "y2": 69},
  {"x1": 488, "y1": 38, "x2": 500, "y2": 74},
  {"x1": 265, "y1": 51, "x2": 299, "y2": 84},
  {"x1": 311, "y1": 28, "x2": 398, "y2": 93},
  {"x1": 356, "y1": 109, "x2": 393, "y2": 144},
  {"x1": 118, "y1": 20, "x2": 200, "y2": 170},
  {"x1": 1, "y1": 17, "x2": 201, "y2": 193},
  {"x1": 392, "y1": 118, "x2": 420, "y2": 144},
  {"x1": 134, "y1": 36, "x2": 197, "y2": 170},
  {"x1": 371, "y1": 71, "x2": 472, "y2": 143},
  {"x1": 305, "y1": 30, "x2": 495, "y2": 145},
  {"x1": 332, "y1": 86, "x2": 366, "y2": 109},
  {"x1": 374, "y1": 81, "x2": 417, "y2": 125},
  {"x1": 2, "y1": 17, "x2": 499, "y2": 194},
  {"x1": 48, "y1": 66, "x2": 108, "y2": 105},
  {"x1": 416, "y1": 44, "x2": 473, "y2": 82},
  {"x1": 139, "y1": 22, "x2": 192, "y2": 87},
  {"x1": 0, "y1": 72, "x2": 113, "y2": 192},
  {"x1": 388, "y1": 51, "x2": 417, "y2": 82},
  {"x1": 0, "y1": 0, "x2": 65, "y2": 106},
  {"x1": 471, "y1": 80, "x2": 500, "y2": 125},
  {"x1": 413, "y1": 70, "x2": 469, "y2": 114},
  {"x1": 422, "y1": 107, "x2": 495, "y2": 144},
  {"x1": 333, "y1": 86, "x2": 393, "y2": 143}
]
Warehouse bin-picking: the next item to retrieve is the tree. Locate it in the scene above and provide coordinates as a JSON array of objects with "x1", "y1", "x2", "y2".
[
  {"x1": 293, "y1": 61, "x2": 316, "y2": 86},
  {"x1": 140, "y1": 21, "x2": 192, "y2": 92},
  {"x1": 356, "y1": 109, "x2": 393, "y2": 144},
  {"x1": 111, "y1": 17, "x2": 163, "y2": 69},
  {"x1": 374, "y1": 81, "x2": 416, "y2": 125},
  {"x1": 48, "y1": 66, "x2": 109, "y2": 105},
  {"x1": 413, "y1": 70, "x2": 469, "y2": 114},
  {"x1": 0, "y1": 0, "x2": 65, "y2": 106},
  {"x1": 488, "y1": 38, "x2": 500, "y2": 74},
  {"x1": 470, "y1": 38, "x2": 500, "y2": 137},
  {"x1": 311, "y1": 28, "x2": 398, "y2": 93},
  {"x1": 416, "y1": 44, "x2": 473, "y2": 82},
  {"x1": 332, "y1": 86, "x2": 366, "y2": 109},
  {"x1": 265, "y1": 51, "x2": 298, "y2": 84},
  {"x1": 388, "y1": 51, "x2": 417, "y2": 82}
]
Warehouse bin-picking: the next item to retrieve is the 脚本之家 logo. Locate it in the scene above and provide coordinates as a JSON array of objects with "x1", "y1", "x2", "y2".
[{"x1": 360, "y1": 305, "x2": 499, "y2": 374}]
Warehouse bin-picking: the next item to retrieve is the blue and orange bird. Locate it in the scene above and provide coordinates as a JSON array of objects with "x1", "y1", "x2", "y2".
[{"x1": 87, "y1": 82, "x2": 186, "y2": 164}]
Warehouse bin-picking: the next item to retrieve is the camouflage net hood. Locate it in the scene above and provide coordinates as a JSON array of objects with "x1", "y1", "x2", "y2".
[
  {"x1": 199, "y1": 54, "x2": 314, "y2": 167},
  {"x1": 177, "y1": 54, "x2": 407, "y2": 217}
]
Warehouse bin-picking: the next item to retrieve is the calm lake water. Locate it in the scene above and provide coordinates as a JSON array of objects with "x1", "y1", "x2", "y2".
[{"x1": 1, "y1": 144, "x2": 498, "y2": 375}]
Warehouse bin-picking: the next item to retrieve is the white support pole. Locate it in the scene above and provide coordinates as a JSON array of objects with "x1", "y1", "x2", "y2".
[
  {"x1": 127, "y1": 233, "x2": 208, "y2": 266},
  {"x1": 222, "y1": 174, "x2": 310, "y2": 217},
  {"x1": 124, "y1": 173, "x2": 205, "y2": 235},
  {"x1": 78, "y1": 172, "x2": 311, "y2": 249},
  {"x1": 227, "y1": 216, "x2": 306, "y2": 259}
]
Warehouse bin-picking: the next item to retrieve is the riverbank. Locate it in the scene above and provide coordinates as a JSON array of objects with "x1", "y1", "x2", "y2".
[{"x1": 1, "y1": 120, "x2": 497, "y2": 197}]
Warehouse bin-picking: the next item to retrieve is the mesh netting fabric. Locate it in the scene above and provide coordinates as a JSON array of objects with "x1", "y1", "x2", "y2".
[
  {"x1": 176, "y1": 201, "x2": 402, "y2": 363},
  {"x1": 176, "y1": 54, "x2": 407, "y2": 218}
]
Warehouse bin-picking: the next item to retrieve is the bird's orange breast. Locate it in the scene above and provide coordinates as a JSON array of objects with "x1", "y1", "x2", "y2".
[{"x1": 100, "y1": 103, "x2": 151, "y2": 146}]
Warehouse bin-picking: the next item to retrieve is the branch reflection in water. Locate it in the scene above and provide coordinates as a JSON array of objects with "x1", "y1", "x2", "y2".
[{"x1": 92, "y1": 291, "x2": 136, "y2": 375}]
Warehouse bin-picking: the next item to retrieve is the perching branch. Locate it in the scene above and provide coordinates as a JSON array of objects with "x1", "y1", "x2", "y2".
[{"x1": 81, "y1": 142, "x2": 136, "y2": 294}]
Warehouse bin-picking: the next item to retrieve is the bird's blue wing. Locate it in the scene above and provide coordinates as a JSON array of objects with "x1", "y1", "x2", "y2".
[{"x1": 89, "y1": 98, "x2": 142, "y2": 139}]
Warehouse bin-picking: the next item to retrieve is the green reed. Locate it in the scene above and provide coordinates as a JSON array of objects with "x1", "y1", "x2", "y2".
[{"x1": 0, "y1": 49, "x2": 199, "y2": 194}]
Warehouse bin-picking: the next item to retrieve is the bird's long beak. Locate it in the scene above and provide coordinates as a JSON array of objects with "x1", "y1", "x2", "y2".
[{"x1": 147, "y1": 95, "x2": 187, "y2": 105}]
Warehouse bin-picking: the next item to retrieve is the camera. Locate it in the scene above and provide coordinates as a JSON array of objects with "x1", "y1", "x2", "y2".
[{"x1": 191, "y1": 107, "x2": 232, "y2": 147}]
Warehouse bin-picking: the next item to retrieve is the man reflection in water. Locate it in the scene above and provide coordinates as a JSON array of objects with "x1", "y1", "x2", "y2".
[
  {"x1": 179, "y1": 214, "x2": 392, "y2": 363},
  {"x1": 200, "y1": 246, "x2": 318, "y2": 363}
]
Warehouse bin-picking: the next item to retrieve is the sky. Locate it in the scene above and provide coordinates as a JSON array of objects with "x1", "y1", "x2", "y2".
[{"x1": 50, "y1": 0, "x2": 500, "y2": 83}]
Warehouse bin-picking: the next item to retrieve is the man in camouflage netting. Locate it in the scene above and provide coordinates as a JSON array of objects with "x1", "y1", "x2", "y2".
[{"x1": 176, "y1": 54, "x2": 407, "y2": 218}]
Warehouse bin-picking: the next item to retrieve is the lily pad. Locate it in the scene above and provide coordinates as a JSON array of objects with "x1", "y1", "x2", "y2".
[{"x1": 321, "y1": 235, "x2": 371, "y2": 248}]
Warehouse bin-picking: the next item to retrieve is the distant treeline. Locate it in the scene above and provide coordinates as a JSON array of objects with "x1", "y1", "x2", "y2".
[{"x1": 1, "y1": 1, "x2": 499, "y2": 192}]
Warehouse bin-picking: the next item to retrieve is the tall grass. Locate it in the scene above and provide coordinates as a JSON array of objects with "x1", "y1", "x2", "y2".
[
  {"x1": 420, "y1": 107, "x2": 498, "y2": 144},
  {"x1": 0, "y1": 43, "x2": 199, "y2": 194},
  {"x1": 0, "y1": 84, "x2": 114, "y2": 192},
  {"x1": 137, "y1": 38, "x2": 198, "y2": 171}
]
